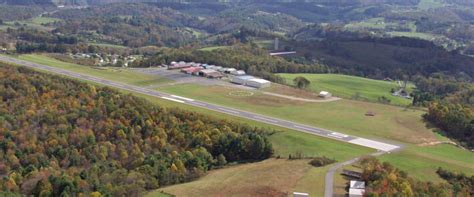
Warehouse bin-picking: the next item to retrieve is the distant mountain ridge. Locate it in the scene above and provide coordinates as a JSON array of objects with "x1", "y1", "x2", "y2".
[
  {"x1": 1, "y1": 0, "x2": 422, "y2": 6},
  {"x1": 0, "y1": 0, "x2": 55, "y2": 5}
]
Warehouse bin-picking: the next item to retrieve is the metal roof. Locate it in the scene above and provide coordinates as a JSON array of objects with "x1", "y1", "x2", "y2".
[
  {"x1": 234, "y1": 75, "x2": 255, "y2": 80},
  {"x1": 248, "y1": 78, "x2": 270, "y2": 84}
]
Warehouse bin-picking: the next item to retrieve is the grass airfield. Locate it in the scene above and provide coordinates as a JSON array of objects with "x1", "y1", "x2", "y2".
[{"x1": 4, "y1": 53, "x2": 473, "y2": 197}]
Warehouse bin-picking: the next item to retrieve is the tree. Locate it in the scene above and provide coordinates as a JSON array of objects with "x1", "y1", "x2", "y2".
[
  {"x1": 293, "y1": 76, "x2": 310, "y2": 89},
  {"x1": 217, "y1": 154, "x2": 227, "y2": 166}
]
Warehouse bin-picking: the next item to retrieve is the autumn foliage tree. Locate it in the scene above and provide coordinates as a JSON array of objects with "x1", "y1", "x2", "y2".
[
  {"x1": 360, "y1": 157, "x2": 471, "y2": 196},
  {"x1": 0, "y1": 64, "x2": 273, "y2": 196}
]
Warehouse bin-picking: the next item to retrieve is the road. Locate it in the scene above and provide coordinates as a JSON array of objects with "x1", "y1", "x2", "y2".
[
  {"x1": 0, "y1": 55, "x2": 402, "y2": 195},
  {"x1": 324, "y1": 151, "x2": 386, "y2": 197}
]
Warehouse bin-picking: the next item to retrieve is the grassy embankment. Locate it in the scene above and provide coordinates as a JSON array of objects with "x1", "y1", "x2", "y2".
[{"x1": 278, "y1": 73, "x2": 414, "y2": 106}]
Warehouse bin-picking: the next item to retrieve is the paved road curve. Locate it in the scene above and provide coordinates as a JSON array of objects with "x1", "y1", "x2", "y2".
[{"x1": 0, "y1": 56, "x2": 402, "y2": 196}]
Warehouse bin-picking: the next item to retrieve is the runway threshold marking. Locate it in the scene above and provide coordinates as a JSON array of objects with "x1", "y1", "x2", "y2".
[
  {"x1": 161, "y1": 97, "x2": 186, "y2": 103},
  {"x1": 171, "y1": 95, "x2": 194, "y2": 101}
]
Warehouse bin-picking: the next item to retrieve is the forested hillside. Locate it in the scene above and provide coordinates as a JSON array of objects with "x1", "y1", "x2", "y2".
[
  {"x1": 0, "y1": 63, "x2": 273, "y2": 196},
  {"x1": 286, "y1": 37, "x2": 474, "y2": 79}
]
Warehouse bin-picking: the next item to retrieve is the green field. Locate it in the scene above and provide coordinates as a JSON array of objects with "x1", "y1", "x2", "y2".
[
  {"x1": 278, "y1": 73, "x2": 414, "y2": 106},
  {"x1": 418, "y1": 0, "x2": 445, "y2": 10},
  {"x1": 380, "y1": 144, "x2": 474, "y2": 182},
  {"x1": 345, "y1": 17, "x2": 386, "y2": 30},
  {"x1": 13, "y1": 54, "x2": 171, "y2": 86},
  {"x1": 388, "y1": 31, "x2": 435, "y2": 40},
  {"x1": 199, "y1": 46, "x2": 230, "y2": 51},
  {"x1": 156, "y1": 83, "x2": 435, "y2": 145},
  {"x1": 87, "y1": 42, "x2": 128, "y2": 49},
  {"x1": 29, "y1": 16, "x2": 62, "y2": 25},
  {"x1": 154, "y1": 82, "x2": 474, "y2": 181},
  {"x1": 1, "y1": 17, "x2": 61, "y2": 31}
]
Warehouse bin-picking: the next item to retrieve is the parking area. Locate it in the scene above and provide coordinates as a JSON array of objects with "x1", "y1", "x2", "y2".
[{"x1": 131, "y1": 67, "x2": 254, "y2": 90}]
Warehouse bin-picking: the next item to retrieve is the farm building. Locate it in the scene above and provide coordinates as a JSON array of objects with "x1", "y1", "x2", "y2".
[
  {"x1": 230, "y1": 75, "x2": 255, "y2": 85},
  {"x1": 246, "y1": 78, "x2": 271, "y2": 88},
  {"x1": 230, "y1": 76, "x2": 271, "y2": 88},
  {"x1": 230, "y1": 70, "x2": 246, "y2": 76},
  {"x1": 207, "y1": 72, "x2": 224, "y2": 79},
  {"x1": 319, "y1": 91, "x2": 332, "y2": 98},
  {"x1": 181, "y1": 67, "x2": 203, "y2": 74},
  {"x1": 168, "y1": 61, "x2": 191, "y2": 70}
]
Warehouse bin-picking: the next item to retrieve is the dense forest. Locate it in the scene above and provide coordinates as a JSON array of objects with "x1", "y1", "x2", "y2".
[
  {"x1": 0, "y1": 63, "x2": 273, "y2": 196},
  {"x1": 0, "y1": 5, "x2": 51, "y2": 21},
  {"x1": 412, "y1": 73, "x2": 474, "y2": 148},
  {"x1": 285, "y1": 36, "x2": 474, "y2": 79},
  {"x1": 360, "y1": 157, "x2": 473, "y2": 196}
]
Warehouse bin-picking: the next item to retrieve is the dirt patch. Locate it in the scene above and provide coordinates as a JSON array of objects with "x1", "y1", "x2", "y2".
[
  {"x1": 229, "y1": 91, "x2": 255, "y2": 97},
  {"x1": 264, "y1": 83, "x2": 322, "y2": 99},
  {"x1": 246, "y1": 186, "x2": 288, "y2": 197},
  {"x1": 263, "y1": 91, "x2": 341, "y2": 103},
  {"x1": 241, "y1": 93, "x2": 305, "y2": 107}
]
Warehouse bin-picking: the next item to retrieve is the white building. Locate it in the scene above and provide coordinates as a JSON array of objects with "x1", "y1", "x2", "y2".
[
  {"x1": 224, "y1": 68, "x2": 237, "y2": 74},
  {"x1": 350, "y1": 181, "x2": 365, "y2": 189},
  {"x1": 349, "y1": 180, "x2": 365, "y2": 197},
  {"x1": 230, "y1": 70, "x2": 246, "y2": 76},
  {"x1": 230, "y1": 75, "x2": 255, "y2": 85},
  {"x1": 246, "y1": 78, "x2": 271, "y2": 88},
  {"x1": 349, "y1": 189, "x2": 364, "y2": 197},
  {"x1": 319, "y1": 91, "x2": 332, "y2": 98}
]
